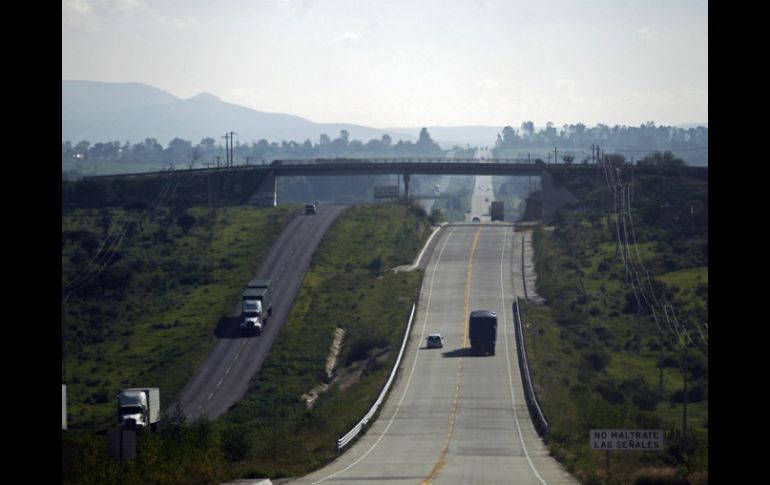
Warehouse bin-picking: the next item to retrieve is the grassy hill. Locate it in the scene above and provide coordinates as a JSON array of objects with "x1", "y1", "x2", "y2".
[{"x1": 522, "y1": 164, "x2": 708, "y2": 484}]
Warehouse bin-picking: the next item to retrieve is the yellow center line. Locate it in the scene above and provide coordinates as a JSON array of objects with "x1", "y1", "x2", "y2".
[{"x1": 423, "y1": 224, "x2": 483, "y2": 485}]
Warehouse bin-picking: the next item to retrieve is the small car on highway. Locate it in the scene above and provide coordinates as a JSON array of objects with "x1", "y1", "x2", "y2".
[{"x1": 426, "y1": 334, "x2": 444, "y2": 349}]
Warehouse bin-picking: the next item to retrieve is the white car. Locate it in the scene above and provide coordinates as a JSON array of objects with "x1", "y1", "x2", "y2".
[{"x1": 426, "y1": 334, "x2": 444, "y2": 349}]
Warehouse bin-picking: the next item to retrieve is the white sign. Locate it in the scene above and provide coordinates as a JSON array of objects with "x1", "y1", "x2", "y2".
[{"x1": 590, "y1": 429, "x2": 664, "y2": 451}]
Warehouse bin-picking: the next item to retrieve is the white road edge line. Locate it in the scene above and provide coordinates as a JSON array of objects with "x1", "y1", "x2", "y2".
[
  {"x1": 501, "y1": 226, "x2": 548, "y2": 485},
  {"x1": 311, "y1": 227, "x2": 457, "y2": 484}
]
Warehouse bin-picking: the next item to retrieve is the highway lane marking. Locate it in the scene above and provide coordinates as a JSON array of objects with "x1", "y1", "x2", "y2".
[
  {"x1": 423, "y1": 225, "x2": 482, "y2": 485},
  {"x1": 500, "y1": 227, "x2": 548, "y2": 485},
  {"x1": 311, "y1": 227, "x2": 457, "y2": 485},
  {"x1": 204, "y1": 338, "x2": 248, "y2": 405}
]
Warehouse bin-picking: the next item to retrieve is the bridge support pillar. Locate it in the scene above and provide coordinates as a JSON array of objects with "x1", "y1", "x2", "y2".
[
  {"x1": 402, "y1": 173, "x2": 410, "y2": 201},
  {"x1": 249, "y1": 169, "x2": 277, "y2": 207}
]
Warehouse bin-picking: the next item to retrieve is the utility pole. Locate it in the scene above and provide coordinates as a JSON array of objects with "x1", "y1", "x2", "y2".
[
  {"x1": 222, "y1": 132, "x2": 237, "y2": 167},
  {"x1": 659, "y1": 326, "x2": 664, "y2": 400},
  {"x1": 554, "y1": 147, "x2": 558, "y2": 165},
  {"x1": 682, "y1": 332, "x2": 689, "y2": 445},
  {"x1": 208, "y1": 170, "x2": 212, "y2": 210},
  {"x1": 228, "y1": 132, "x2": 237, "y2": 167}
]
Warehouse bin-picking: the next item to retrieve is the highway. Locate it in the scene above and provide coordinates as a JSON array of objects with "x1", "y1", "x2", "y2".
[
  {"x1": 294, "y1": 224, "x2": 576, "y2": 484},
  {"x1": 178, "y1": 205, "x2": 346, "y2": 420},
  {"x1": 467, "y1": 147, "x2": 494, "y2": 222}
]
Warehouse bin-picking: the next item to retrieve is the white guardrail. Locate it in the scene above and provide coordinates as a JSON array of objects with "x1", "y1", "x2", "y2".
[
  {"x1": 513, "y1": 296, "x2": 549, "y2": 436},
  {"x1": 336, "y1": 302, "x2": 417, "y2": 451}
]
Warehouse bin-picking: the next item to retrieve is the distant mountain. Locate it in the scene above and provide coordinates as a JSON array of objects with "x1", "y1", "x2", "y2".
[{"x1": 62, "y1": 80, "x2": 414, "y2": 145}]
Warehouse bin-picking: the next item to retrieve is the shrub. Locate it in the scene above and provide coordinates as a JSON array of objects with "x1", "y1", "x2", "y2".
[
  {"x1": 220, "y1": 423, "x2": 252, "y2": 462},
  {"x1": 582, "y1": 350, "x2": 610, "y2": 372},
  {"x1": 594, "y1": 381, "x2": 626, "y2": 404}
]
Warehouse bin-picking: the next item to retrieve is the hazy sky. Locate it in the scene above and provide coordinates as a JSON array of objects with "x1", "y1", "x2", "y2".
[{"x1": 62, "y1": 0, "x2": 708, "y2": 128}]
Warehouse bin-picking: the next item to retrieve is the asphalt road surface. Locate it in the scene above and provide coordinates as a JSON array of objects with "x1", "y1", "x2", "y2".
[
  {"x1": 293, "y1": 224, "x2": 576, "y2": 484},
  {"x1": 467, "y1": 148, "x2": 494, "y2": 222},
  {"x1": 179, "y1": 205, "x2": 346, "y2": 420}
]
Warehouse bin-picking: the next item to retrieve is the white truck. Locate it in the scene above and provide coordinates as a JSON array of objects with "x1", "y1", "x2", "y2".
[
  {"x1": 240, "y1": 279, "x2": 273, "y2": 335},
  {"x1": 117, "y1": 388, "x2": 160, "y2": 431}
]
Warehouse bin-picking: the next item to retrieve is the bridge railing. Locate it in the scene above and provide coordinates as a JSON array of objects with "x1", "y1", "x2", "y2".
[
  {"x1": 513, "y1": 296, "x2": 549, "y2": 437},
  {"x1": 273, "y1": 157, "x2": 542, "y2": 165},
  {"x1": 336, "y1": 302, "x2": 416, "y2": 451}
]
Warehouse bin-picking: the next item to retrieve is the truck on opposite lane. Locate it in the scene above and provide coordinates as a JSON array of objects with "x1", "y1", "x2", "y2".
[
  {"x1": 240, "y1": 279, "x2": 273, "y2": 335},
  {"x1": 117, "y1": 388, "x2": 160, "y2": 431}
]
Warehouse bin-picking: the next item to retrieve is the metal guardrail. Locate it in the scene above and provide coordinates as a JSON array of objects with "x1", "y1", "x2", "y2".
[
  {"x1": 513, "y1": 297, "x2": 549, "y2": 436},
  {"x1": 336, "y1": 302, "x2": 417, "y2": 451}
]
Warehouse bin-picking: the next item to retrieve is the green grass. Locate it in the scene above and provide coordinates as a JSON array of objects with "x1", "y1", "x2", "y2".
[
  {"x1": 524, "y1": 210, "x2": 707, "y2": 483},
  {"x1": 220, "y1": 203, "x2": 431, "y2": 478},
  {"x1": 657, "y1": 267, "x2": 708, "y2": 289},
  {"x1": 62, "y1": 205, "x2": 296, "y2": 430},
  {"x1": 63, "y1": 202, "x2": 433, "y2": 484}
]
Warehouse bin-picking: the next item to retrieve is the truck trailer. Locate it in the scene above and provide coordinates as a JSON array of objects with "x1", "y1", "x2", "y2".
[
  {"x1": 490, "y1": 201, "x2": 504, "y2": 221},
  {"x1": 117, "y1": 388, "x2": 160, "y2": 431},
  {"x1": 241, "y1": 279, "x2": 273, "y2": 335},
  {"x1": 469, "y1": 310, "x2": 497, "y2": 356}
]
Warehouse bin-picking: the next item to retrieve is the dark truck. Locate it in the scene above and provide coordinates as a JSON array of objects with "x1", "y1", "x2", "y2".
[
  {"x1": 490, "y1": 201, "x2": 504, "y2": 221},
  {"x1": 469, "y1": 310, "x2": 497, "y2": 355}
]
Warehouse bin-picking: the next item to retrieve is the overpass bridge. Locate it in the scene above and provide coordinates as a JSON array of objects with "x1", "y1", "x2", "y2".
[
  {"x1": 251, "y1": 158, "x2": 572, "y2": 217},
  {"x1": 85, "y1": 158, "x2": 576, "y2": 219}
]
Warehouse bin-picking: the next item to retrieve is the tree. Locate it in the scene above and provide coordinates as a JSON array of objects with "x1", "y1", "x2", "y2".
[
  {"x1": 74, "y1": 140, "x2": 90, "y2": 159},
  {"x1": 521, "y1": 121, "x2": 535, "y2": 140},
  {"x1": 418, "y1": 127, "x2": 433, "y2": 145},
  {"x1": 416, "y1": 127, "x2": 441, "y2": 155},
  {"x1": 165, "y1": 138, "x2": 192, "y2": 164},
  {"x1": 562, "y1": 154, "x2": 575, "y2": 165},
  {"x1": 332, "y1": 130, "x2": 350, "y2": 153},
  {"x1": 543, "y1": 122, "x2": 558, "y2": 144},
  {"x1": 501, "y1": 126, "x2": 517, "y2": 148},
  {"x1": 177, "y1": 213, "x2": 197, "y2": 235}
]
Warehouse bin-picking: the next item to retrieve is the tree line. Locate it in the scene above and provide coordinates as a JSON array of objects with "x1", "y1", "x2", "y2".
[
  {"x1": 61, "y1": 127, "x2": 447, "y2": 168},
  {"x1": 62, "y1": 121, "x2": 707, "y2": 172},
  {"x1": 494, "y1": 121, "x2": 707, "y2": 150}
]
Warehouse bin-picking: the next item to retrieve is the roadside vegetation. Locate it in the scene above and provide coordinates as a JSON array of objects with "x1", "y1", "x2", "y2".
[
  {"x1": 62, "y1": 201, "x2": 433, "y2": 484},
  {"x1": 521, "y1": 158, "x2": 708, "y2": 484},
  {"x1": 222, "y1": 202, "x2": 431, "y2": 479},
  {"x1": 62, "y1": 204, "x2": 296, "y2": 430}
]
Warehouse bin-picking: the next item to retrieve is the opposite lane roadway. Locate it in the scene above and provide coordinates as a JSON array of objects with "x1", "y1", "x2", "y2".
[{"x1": 179, "y1": 205, "x2": 346, "y2": 420}]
